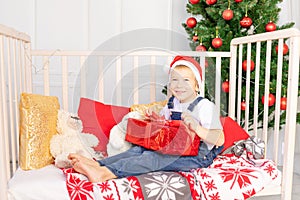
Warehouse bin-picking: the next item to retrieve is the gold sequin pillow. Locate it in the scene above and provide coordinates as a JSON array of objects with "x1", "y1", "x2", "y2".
[
  {"x1": 19, "y1": 93, "x2": 60, "y2": 170},
  {"x1": 130, "y1": 100, "x2": 167, "y2": 115}
]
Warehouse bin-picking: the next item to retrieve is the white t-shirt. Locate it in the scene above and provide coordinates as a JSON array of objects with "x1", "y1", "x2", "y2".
[{"x1": 160, "y1": 96, "x2": 222, "y2": 150}]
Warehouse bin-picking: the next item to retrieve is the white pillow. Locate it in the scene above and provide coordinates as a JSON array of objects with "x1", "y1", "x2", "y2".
[{"x1": 8, "y1": 165, "x2": 69, "y2": 200}]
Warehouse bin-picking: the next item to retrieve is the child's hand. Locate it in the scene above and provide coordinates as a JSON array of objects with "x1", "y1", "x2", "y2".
[
  {"x1": 181, "y1": 112, "x2": 199, "y2": 133},
  {"x1": 145, "y1": 105, "x2": 162, "y2": 117},
  {"x1": 145, "y1": 107, "x2": 164, "y2": 121},
  {"x1": 145, "y1": 107, "x2": 155, "y2": 118}
]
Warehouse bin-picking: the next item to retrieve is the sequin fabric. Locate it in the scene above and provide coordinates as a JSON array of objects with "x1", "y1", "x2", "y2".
[{"x1": 19, "y1": 93, "x2": 60, "y2": 170}]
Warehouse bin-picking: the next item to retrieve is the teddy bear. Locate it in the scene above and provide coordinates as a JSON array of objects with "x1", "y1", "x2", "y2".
[
  {"x1": 106, "y1": 111, "x2": 144, "y2": 157},
  {"x1": 50, "y1": 109, "x2": 104, "y2": 168}
]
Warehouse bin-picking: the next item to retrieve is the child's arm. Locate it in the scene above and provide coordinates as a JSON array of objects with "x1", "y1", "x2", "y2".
[{"x1": 182, "y1": 112, "x2": 224, "y2": 147}]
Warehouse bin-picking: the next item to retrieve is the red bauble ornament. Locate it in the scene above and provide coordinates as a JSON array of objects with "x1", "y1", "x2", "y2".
[
  {"x1": 275, "y1": 43, "x2": 289, "y2": 55},
  {"x1": 241, "y1": 100, "x2": 246, "y2": 111},
  {"x1": 235, "y1": 0, "x2": 243, "y2": 2},
  {"x1": 196, "y1": 44, "x2": 207, "y2": 51},
  {"x1": 222, "y1": 9, "x2": 234, "y2": 21},
  {"x1": 189, "y1": 0, "x2": 200, "y2": 4},
  {"x1": 265, "y1": 21, "x2": 277, "y2": 32},
  {"x1": 222, "y1": 80, "x2": 230, "y2": 93},
  {"x1": 193, "y1": 35, "x2": 198, "y2": 41},
  {"x1": 242, "y1": 60, "x2": 255, "y2": 71},
  {"x1": 206, "y1": 0, "x2": 217, "y2": 5},
  {"x1": 240, "y1": 16, "x2": 253, "y2": 28},
  {"x1": 186, "y1": 17, "x2": 197, "y2": 28},
  {"x1": 212, "y1": 37, "x2": 223, "y2": 48},
  {"x1": 262, "y1": 93, "x2": 276, "y2": 106},
  {"x1": 280, "y1": 97, "x2": 287, "y2": 110}
]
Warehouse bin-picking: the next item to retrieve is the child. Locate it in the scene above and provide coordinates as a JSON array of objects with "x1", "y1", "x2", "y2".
[{"x1": 68, "y1": 55, "x2": 224, "y2": 183}]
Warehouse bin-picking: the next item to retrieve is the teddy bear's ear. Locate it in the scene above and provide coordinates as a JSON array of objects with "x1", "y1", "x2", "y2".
[
  {"x1": 66, "y1": 115, "x2": 83, "y2": 131},
  {"x1": 58, "y1": 109, "x2": 63, "y2": 116},
  {"x1": 57, "y1": 109, "x2": 66, "y2": 121}
]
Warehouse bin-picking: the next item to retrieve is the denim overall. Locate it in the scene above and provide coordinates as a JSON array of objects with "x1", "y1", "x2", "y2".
[{"x1": 98, "y1": 96, "x2": 224, "y2": 178}]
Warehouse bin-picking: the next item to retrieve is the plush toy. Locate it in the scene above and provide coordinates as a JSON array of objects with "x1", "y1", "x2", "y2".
[
  {"x1": 50, "y1": 109, "x2": 103, "y2": 168},
  {"x1": 107, "y1": 111, "x2": 144, "y2": 157}
]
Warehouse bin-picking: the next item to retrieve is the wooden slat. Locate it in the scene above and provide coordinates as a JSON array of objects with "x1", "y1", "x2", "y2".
[
  {"x1": 62, "y1": 56, "x2": 68, "y2": 110},
  {"x1": 43, "y1": 56, "x2": 50, "y2": 96},
  {"x1": 21, "y1": 42, "x2": 27, "y2": 93},
  {"x1": 6, "y1": 38, "x2": 17, "y2": 172},
  {"x1": 18, "y1": 42, "x2": 24, "y2": 92},
  {"x1": 12, "y1": 39, "x2": 20, "y2": 172},
  {"x1": 116, "y1": 57, "x2": 122, "y2": 105},
  {"x1": 0, "y1": 35, "x2": 10, "y2": 179},
  {"x1": 80, "y1": 56, "x2": 86, "y2": 97},
  {"x1": 215, "y1": 56, "x2": 221, "y2": 113},
  {"x1": 24, "y1": 42, "x2": 32, "y2": 93},
  {"x1": 97, "y1": 56, "x2": 104, "y2": 102},
  {"x1": 253, "y1": 42, "x2": 261, "y2": 136},
  {"x1": 133, "y1": 56, "x2": 139, "y2": 104},
  {"x1": 236, "y1": 44, "x2": 243, "y2": 124},
  {"x1": 244, "y1": 43, "x2": 252, "y2": 132},
  {"x1": 273, "y1": 39, "x2": 284, "y2": 165},
  {"x1": 228, "y1": 45, "x2": 237, "y2": 118},
  {"x1": 262, "y1": 40, "x2": 272, "y2": 156},
  {"x1": 150, "y1": 56, "x2": 156, "y2": 102},
  {"x1": 199, "y1": 56, "x2": 205, "y2": 97},
  {"x1": 22, "y1": 41, "x2": 28, "y2": 92}
]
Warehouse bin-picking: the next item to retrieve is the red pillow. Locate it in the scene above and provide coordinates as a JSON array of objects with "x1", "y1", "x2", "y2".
[
  {"x1": 220, "y1": 116, "x2": 249, "y2": 153},
  {"x1": 78, "y1": 98, "x2": 130, "y2": 155}
]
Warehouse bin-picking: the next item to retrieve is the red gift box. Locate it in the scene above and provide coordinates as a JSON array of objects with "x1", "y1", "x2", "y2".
[{"x1": 125, "y1": 118, "x2": 201, "y2": 156}]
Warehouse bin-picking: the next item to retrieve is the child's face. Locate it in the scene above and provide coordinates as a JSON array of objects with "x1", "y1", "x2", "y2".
[{"x1": 169, "y1": 66, "x2": 198, "y2": 103}]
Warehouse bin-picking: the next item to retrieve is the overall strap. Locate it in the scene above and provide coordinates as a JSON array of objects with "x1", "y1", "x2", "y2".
[
  {"x1": 167, "y1": 96, "x2": 175, "y2": 109},
  {"x1": 187, "y1": 96, "x2": 203, "y2": 112},
  {"x1": 167, "y1": 96, "x2": 204, "y2": 112}
]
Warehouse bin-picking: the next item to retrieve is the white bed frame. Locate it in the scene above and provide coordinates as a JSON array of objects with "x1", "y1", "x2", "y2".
[{"x1": 0, "y1": 24, "x2": 299, "y2": 200}]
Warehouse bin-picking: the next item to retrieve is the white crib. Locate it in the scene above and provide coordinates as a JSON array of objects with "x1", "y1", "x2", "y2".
[{"x1": 0, "y1": 24, "x2": 299, "y2": 199}]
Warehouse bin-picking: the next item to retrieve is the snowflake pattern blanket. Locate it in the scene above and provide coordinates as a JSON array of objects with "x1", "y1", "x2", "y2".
[{"x1": 63, "y1": 154, "x2": 280, "y2": 200}]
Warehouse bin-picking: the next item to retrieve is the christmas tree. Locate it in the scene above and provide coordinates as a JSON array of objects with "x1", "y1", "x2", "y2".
[{"x1": 183, "y1": 0, "x2": 299, "y2": 129}]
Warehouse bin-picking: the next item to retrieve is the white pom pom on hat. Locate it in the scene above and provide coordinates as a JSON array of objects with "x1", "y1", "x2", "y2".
[{"x1": 169, "y1": 55, "x2": 202, "y2": 89}]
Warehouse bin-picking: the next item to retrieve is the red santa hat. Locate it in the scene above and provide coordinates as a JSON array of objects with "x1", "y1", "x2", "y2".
[{"x1": 169, "y1": 55, "x2": 202, "y2": 90}]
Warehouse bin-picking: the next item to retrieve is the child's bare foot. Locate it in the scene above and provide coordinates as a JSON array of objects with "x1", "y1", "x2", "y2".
[
  {"x1": 68, "y1": 153, "x2": 99, "y2": 167},
  {"x1": 68, "y1": 153, "x2": 117, "y2": 182}
]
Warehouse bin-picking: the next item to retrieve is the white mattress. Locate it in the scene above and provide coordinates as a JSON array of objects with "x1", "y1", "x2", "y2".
[
  {"x1": 8, "y1": 164, "x2": 69, "y2": 200},
  {"x1": 7, "y1": 159, "x2": 284, "y2": 200}
]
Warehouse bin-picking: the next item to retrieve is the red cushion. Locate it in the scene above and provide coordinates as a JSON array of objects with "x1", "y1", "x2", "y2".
[
  {"x1": 220, "y1": 116, "x2": 249, "y2": 153},
  {"x1": 78, "y1": 98, "x2": 130, "y2": 154}
]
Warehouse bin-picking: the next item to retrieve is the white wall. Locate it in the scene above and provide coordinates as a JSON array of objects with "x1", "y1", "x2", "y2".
[
  {"x1": 0, "y1": 0, "x2": 190, "y2": 51},
  {"x1": 278, "y1": 0, "x2": 300, "y2": 29},
  {"x1": 1, "y1": 0, "x2": 299, "y2": 51}
]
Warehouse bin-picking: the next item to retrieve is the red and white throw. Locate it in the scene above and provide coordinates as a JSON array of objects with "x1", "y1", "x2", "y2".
[{"x1": 63, "y1": 154, "x2": 280, "y2": 200}]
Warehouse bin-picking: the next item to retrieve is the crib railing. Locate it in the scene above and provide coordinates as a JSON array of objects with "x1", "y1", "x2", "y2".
[
  {"x1": 229, "y1": 28, "x2": 300, "y2": 199},
  {"x1": 0, "y1": 23, "x2": 299, "y2": 200},
  {"x1": 29, "y1": 50, "x2": 231, "y2": 112},
  {"x1": 0, "y1": 24, "x2": 32, "y2": 199}
]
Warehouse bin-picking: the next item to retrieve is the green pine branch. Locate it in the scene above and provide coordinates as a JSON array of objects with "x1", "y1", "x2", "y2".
[{"x1": 182, "y1": 0, "x2": 298, "y2": 129}]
